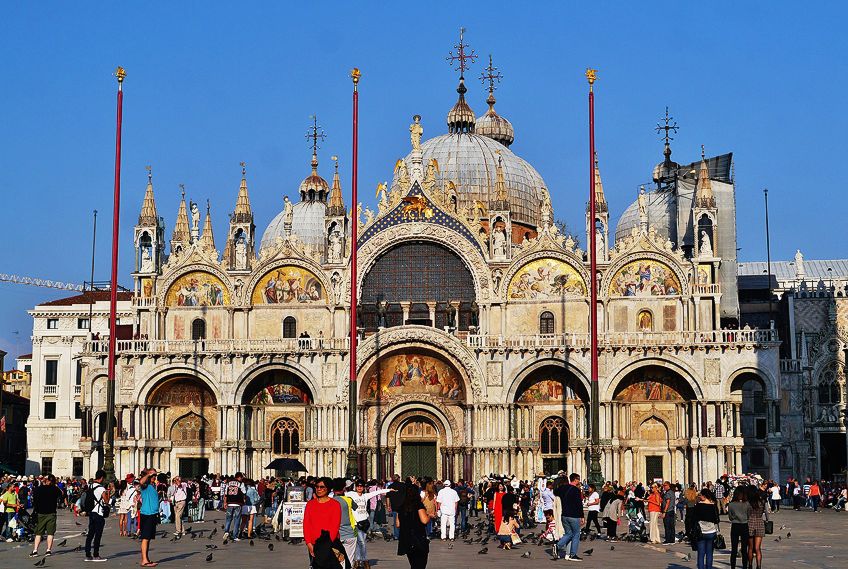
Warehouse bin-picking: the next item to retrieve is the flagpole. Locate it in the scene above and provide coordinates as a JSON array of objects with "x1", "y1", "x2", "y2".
[
  {"x1": 104, "y1": 66, "x2": 126, "y2": 482},
  {"x1": 586, "y1": 68, "x2": 603, "y2": 486},
  {"x1": 346, "y1": 68, "x2": 361, "y2": 479}
]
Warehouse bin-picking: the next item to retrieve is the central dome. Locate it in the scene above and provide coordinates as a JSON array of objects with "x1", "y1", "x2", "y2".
[{"x1": 391, "y1": 132, "x2": 547, "y2": 227}]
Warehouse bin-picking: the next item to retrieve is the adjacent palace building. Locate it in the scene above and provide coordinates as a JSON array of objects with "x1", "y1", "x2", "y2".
[{"x1": 23, "y1": 63, "x2": 848, "y2": 484}]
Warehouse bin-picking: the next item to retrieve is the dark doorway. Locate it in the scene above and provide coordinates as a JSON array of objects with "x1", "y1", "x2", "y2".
[
  {"x1": 820, "y1": 433, "x2": 847, "y2": 480},
  {"x1": 179, "y1": 458, "x2": 209, "y2": 479},
  {"x1": 401, "y1": 442, "x2": 437, "y2": 479},
  {"x1": 646, "y1": 455, "x2": 664, "y2": 482},
  {"x1": 543, "y1": 457, "x2": 568, "y2": 475}
]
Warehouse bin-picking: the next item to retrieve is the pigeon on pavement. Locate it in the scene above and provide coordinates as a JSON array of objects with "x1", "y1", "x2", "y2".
[
  {"x1": 478, "y1": 547, "x2": 488, "y2": 554},
  {"x1": 205, "y1": 553, "x2": 214, "y2": 562}
]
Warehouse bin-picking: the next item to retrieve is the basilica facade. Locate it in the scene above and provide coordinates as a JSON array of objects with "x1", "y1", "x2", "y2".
[{"x1": 58, "y1": 73, "x2": 787, "y2": 485}]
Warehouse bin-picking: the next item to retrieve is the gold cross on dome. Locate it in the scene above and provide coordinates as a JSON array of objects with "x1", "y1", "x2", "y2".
[{"x1": 480, "y1": 54, "x2": 502, "y2": 92}]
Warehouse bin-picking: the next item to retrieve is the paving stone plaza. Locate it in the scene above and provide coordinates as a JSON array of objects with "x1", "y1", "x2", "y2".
[{"x1": 0, "y1": 508, "x2": 843, "y2": 569}]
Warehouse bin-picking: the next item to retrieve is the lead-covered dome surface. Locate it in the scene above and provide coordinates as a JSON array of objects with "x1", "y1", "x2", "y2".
[
  {"x1": 391, "y1": 132, "x2": 546, "y2": 227},
  {"x1": 261, "y1": 200, "x2": 328, "y2": 251}
]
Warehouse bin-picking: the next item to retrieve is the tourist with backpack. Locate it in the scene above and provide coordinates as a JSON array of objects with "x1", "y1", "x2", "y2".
[
  {"x1": 223, "y1": 473, "x2": 247, "y2": 542},
  {"x1": 82, "y1": 469, "x2": 109, "y2": 562},
  {"x1": 138, "y1": 469, "x2": 162, "y2": 566}
]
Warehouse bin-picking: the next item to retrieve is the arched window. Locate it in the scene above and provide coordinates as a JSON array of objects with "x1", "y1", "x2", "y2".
[
  {"x1": 818, "y1": 362, "x2": 842, "y2": 404},
  {"x1": 540, "y1": 417, "x2": 568, "y2": 455},
  {"x1": 191, "y1": 318, "x2": 206, "y2": 340},
  {"x1": 637, "y1": 309, "x2": 653, "y2": 331},
  {"x1": 539, "y1": 311, "x2": 555, "y2": 335},
  {"x1": 282, "y1": 316, "x2": 297, "y2": 339},
  {"x1": 271, "y1": 418, "x2": 300, "y2": 455}
]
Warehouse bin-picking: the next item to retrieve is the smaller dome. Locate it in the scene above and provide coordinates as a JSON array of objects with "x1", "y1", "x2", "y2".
[
  {"x1": 475, "y1": 93, "x2": 514, "y2": 147},
  {"x1": 447, "y1": 78, "x2": 476, "y2": 133},
  {"x1": 299, "y1": 154, "x2": 330, "y2": 200},
  {"x1": 260, "y1": 200, "x2": 327, "y2": 251}
]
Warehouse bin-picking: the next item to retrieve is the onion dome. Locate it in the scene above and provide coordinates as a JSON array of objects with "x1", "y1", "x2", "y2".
[
  {"x1": 476, "y1": 91, "x2": 514, "y2": 147},
  {"x1": 475, "y1": 55, "x2": 514, "y2": 147},
  {"x1": 447, "y1": 77, "x2": 476, "y2": 133},
  {"x1": 299, "y1": 151, "x2": 330, "y2": 202}
]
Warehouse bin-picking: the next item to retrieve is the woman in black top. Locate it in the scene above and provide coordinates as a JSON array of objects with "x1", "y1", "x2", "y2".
[
  {"x1": 397, "y1": 479, "x2": 430, "y2": 569},
  {"x1": 690, "y1": 489, "x2": 720, "y2": 569}
]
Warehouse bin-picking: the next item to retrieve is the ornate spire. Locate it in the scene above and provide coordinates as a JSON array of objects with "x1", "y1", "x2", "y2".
[
  {"x1": 171, "y1": 186, "x2": 190, "y2": 245},
  {"x1": 446, "y1": 27, "x2": 477, "y2": 133},
  {"x1": 327, "y1": 155, "x2": 346, "y2": 216},
  {"x1": 490, "y1": 153, "x2": 509, "y2": 210},
  {"x1": 199, "y1": 200, "x2": 216, "y2": 250},
  {"x1": 233, "y1": 161, "x2": 253, "y2": 222},
  {"x1": 591, "y1": 153, "x2": 608, "y2": 213},
  {"x1": 696, "y1": 145, "x2": 715, "y2": 208},
  {"x1": 138, "y1": 165, "x2": 158, "y2": 225}
]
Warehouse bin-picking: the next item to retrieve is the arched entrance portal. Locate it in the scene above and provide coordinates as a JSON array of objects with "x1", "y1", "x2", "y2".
[
  {"x1": 511, "y1": 365, "x2": 588, "y2": 477},
  {"x1": 612, "y1": 365, "x2": 696, "y2": 483},
  {"x1": 240, "y1": 368, "x2": 313, "y2": 477},
  {"x1": 147, "y1": 377, "x2": 217, "y2": 478}
]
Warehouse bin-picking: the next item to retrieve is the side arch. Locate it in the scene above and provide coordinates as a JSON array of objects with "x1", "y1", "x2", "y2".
[
  {"x1": 726, "y1": 366, "x2": 779, "y2": 400},
  {"x1": 232, "y1": 361, "x2": 321, "y2": 406},
  {"x1": 157, "y1": 263, "x2": 234, "y2": 307},
  {"x1": 135, "y1": 363, "x2": 222, "y2": 407},
  {"x1": 506, "y1": 358, "x2": 591, "y2": 403},
  {"x1": 604, "y1": 356, "x2": 703, "y2": 401}
]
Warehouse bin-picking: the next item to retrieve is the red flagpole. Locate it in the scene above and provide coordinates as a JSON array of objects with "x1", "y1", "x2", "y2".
[
  {"x1": 586, "y1": 68, "x2": 602, "y2": 485},
  {"x1": 104, "y1": 66, "x2": 126, "y2": 481},
  {"x1": 347, "y1": 68, "x2": 361, "y2": 478}
]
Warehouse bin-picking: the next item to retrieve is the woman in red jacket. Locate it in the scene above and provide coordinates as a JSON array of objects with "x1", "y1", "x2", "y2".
[{"x1": 303, "y1": 477, "x2": 341, "y2": 562}]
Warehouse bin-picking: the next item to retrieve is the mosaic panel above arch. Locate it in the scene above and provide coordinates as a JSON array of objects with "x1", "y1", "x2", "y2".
[
  {"x1": 243, "y1": 371, "x2": 313, "y2": 405},
  {"x1": 362, "y1": 351, "x2": 464, "y2": 403},
  {"x1": 252, "y1": 266, "x2": 325, "y2": 305},
  {"x1": 613, "y1": 367, "x2": 690, "y2": 402},
  {"x1": 608, "y1": 259, "x2": 681, "y2": 297},
  {"x1": 508, "y1": 258, "x2": 586, "y2": 300},
  {"x1": 165, "y1": 271, "x2": 229, "y2": 307},
  {"x1": 148, "y1": 377, "x2": 217, "y2": 406},
  {"x1": 516, "y1": 378, "x2": 586, "y2": 404}
]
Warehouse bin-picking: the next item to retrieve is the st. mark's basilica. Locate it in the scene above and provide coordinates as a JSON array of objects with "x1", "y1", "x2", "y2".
[{"x1": 22, "y1": 50, "x2": 848, "y2": 486}]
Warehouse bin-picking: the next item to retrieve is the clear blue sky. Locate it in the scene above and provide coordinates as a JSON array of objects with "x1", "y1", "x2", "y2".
[{"x1": 1, "y1": 1, "x2": 846, "y2": 359}]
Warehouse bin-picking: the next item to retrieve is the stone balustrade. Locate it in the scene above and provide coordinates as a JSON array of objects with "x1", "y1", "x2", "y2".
[
  {"x1": 467, "y1": 328, "x2": 778, "y2": 351},
  {"x1": 82, "y1": 337, "x2": 350, "y2": 356}
]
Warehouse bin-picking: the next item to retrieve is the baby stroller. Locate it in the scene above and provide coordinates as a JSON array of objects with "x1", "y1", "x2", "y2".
[
  {"x1": 11, "y1": 511, "x2": 36, "y2": 543},
  {"x1": 624, "y1": 510, "x2": 647, "y2": 542}
]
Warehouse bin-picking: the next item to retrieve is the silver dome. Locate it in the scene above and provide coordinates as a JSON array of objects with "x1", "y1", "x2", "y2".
[
  {"x1": 261, "y1": 200, "x2": 327, "y2": 251},
  {"x1": 391, "y1": 132, "x2": 546, "y2": 227},
  {"x1": 615, "y1": 188, "x2": 676, "y2": 243}
]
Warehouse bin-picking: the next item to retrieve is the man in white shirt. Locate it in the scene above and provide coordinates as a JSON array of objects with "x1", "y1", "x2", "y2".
[
  {"x1": 436, "y1": 480, "x2": 460, "y2": 541},
  {"x1": 581, "y1": 483, "x2": 601, "y2": 537},
  {"x1": 168, "y1": 477, "x2": 189, "y2": 536},
  {"x1": 541, "y1": 480, "x2": 555, "y2": 511}
]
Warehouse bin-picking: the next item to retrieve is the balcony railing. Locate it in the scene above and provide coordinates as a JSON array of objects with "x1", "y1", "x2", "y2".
[
  {"x1": 83, "y1": 337, "x2": 349, "y2": 355},
  {"x1": 132, "y1": 296, "x2": 156, "y2": 307},
  {"x1": 692, "y1": 283, "x2": 722, "y2": 295},
  {"x1": 467, "y1": 328, "x2": 778, "y2": 350},
  {"x1": 74, "y1": 385, "x2": 82, "y2": 396},
  {"x1": 780, "y1": 359, "x2": 804, "y2": 373},
  {"x1": 43, "y1": 384, "x2": 58, "y2": 395}
]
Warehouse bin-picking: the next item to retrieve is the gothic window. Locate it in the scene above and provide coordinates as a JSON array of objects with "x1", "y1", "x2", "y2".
[
  {"x1": 282, "y1": 316, "x2": 297, "y2": 338},
  {"x1": 817, "y1": 362, "x2": 842, "y2": 405},
  {"x1": 539, "y1": 311, "x2": 555, "y2": 335},
  {"x1": 271, "y1": 418, "x2": 300, "y2": 455},
  {"x1": 191, "y1": 318, "x2": 206, "y2": 340},
  {"x1": 540, "y1": 416, "x2": 568, "y2": 455},
  {"x1": 360, "y1": 242, "x2": 476, "y2": 331}
]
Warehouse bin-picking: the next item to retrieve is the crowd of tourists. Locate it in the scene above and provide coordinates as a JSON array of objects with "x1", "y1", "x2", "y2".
[{"x1": 1, "y1": 471, "x2": 846, "y2": 568}]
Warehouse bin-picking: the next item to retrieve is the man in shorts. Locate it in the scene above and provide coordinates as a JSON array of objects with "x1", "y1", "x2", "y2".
[
  {"x1": 138, "y1": 468, "x2": 161, "y2": 567},
  {"x1": 31, "y1": 474, "x2": 62, "y2": 557}
]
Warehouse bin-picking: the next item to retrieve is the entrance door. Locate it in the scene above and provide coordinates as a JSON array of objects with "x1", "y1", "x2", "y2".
[
  {"x1": 179, "y1": 458, "x2": 209, "y2": 479},
  {"x1": 645, "y1": 455, "x2": 663, "y2": 482},
  {"x1": 820, "y1": 433, "x2": 847, "y2": 481},
  {"x1": 401, "y1": 442, "x2": 437, "y2": 478}
]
